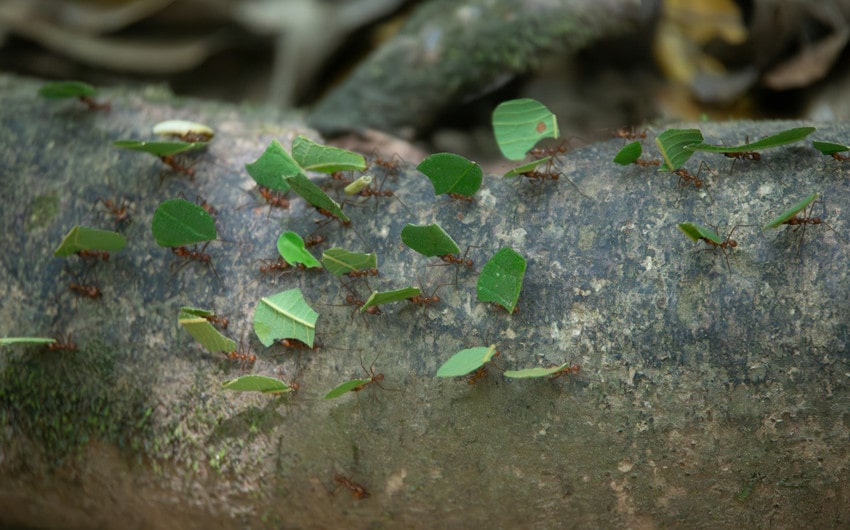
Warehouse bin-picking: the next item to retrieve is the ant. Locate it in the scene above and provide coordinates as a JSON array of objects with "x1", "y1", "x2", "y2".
[
  {"x1": 528, "y1": 140, "x2": 570, "y2": 160},
  {"x1": 171, "y1": 241, "x2": 219, "y2": 281},
  {"x1": 439, "y1": 254, "x2": 473, "y2": 268},
  {"x1": 550, "y1": 362, "x2": 581, "y2": 381},
  {"x1": 331, "y1": 171, "x2": 353, "y2": 185},
  {"x1": 316, "y1": 207, "x2": 350, "y2": 226},
  {"x1": 447, "y1": 192, "x2": 473, "y2": 203},
  {"x1": 370, "y1": 152, "x2": 402, "y2": 175},
  {"x1": 225, "y1": 334, "x2": 256, "y2": 370},
  {"x1": 634, "y1": 157, "x2": 661, "y2": 167},
  {"x1": 723, "y1": 136, "x2": 761, "y2": 171},
  {"x1": 203, "y1": 314, "x2": 229, "y2": 330},
  {"x1": 78, "y1": 96, "x2": 110, "y2": 111},
  {"x1": 258, "y1": 257, "x2": 291, "y2": 275},
  {"x1": 276, "y1": 337, "x2": 320, "y2": 352},
  {"x1": 47, "y1": 333, "x2": 77, "y2": 352},
  {"x1": 346, "y1": 268, "x2": 379, "y2": 278},
  {"x1": 92, "y1": 197, "x2": 130, "y2": 227},
  {"x1": 696, "y1": 224, "x2": 744, "y2": 271},
  {"x1": 466, "y1": 350, "x2": 502, "y2": 385},
  {"x1": 830, "y1": 152, "x2": 850, "y2": 161},
  {"x1": 69, "y1": 282, "x2": 101, "y2": 299},
  {"x1": 776, "y1": 197, "x2": 843, "y2": 254},
  {"x1": 76, "y1": 249, "x2": 110, "y2": 261},
  {"x1": 351, "y1": 352, "x2": 386, "y2": 393},
  {"x1": 257, "y1": 185, "x2": 290, "y2": 209},
  {"x1": 614, "y1": 126, "x2": 647, "y2": 141},
  {"x1": 304, "y1": 234, "x2": 326, "y2": 248},
  {"x1": 344, "y1": 294, "x2": 382, "y2": 315},
  {"x1": 674, "y1": 161, "x2": 713, "y2": 194},
  {"x1": 333, "y1": 474, "x2": 370, "y2": 499},
  {"x1": 160, "y1": 155, "x2": 195, "y2": 178}
]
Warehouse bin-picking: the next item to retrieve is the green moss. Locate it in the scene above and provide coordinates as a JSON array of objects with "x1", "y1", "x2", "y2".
[
  {"x1": 0, "y1": 340, "x2": 154, "y2": 466},
  {"x1": 25, "y1": 192, "x2": 59, "y2": 232}
]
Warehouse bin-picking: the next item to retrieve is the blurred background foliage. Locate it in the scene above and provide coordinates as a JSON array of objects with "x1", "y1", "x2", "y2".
[{"x1": 3, "y1": 0, "x2": 850, "y2": 160}]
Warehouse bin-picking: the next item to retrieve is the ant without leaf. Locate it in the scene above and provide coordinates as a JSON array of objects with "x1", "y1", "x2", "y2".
[
  {"x1": 47, "y1": 333, "x2": 78, "y2": 352},
  {"x1": 614, "y1": 126, "x2": 648, "y2": 141},
  {"x1": 69, "y1": 281, "x2": 102, "y2": 299},
  {"x1": 92, "y1": 197, "x2": 130, "y2": 227},
  {"x1": 333, "y1": 474, "x2": 370, "y2": 500},
  {"x1": 171, "y1": 241, "x2": 220, "y2": 282}
]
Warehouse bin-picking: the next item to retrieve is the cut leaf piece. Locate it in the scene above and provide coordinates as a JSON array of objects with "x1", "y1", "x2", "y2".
[
  {"x1": 504, "y1": 363, "x2": 569, "y2": 379},
  {"x1": 417, "y1": 153, "x2": 482, "y2": 196},
  {"x1": 322, "y1": 378, "x2": 373, "y2": 399},
  {"x1": 401, "y1": 223, "x2": 461, "y2": 257},
  {"x1": 113, "y1": 140, "x2": 207, "y2": 157},
  {"x1": 677, "y1": 222, "x2": 722, "y2": 244},
  {"x1": 277, "y1": 232, "x2": 321, "y2": 269},
  {"x1": 153, "y1": 120, "x2": 214, "y2": 141},
  {"x1": 763, "y1": 193, "x2": 819, "y2": 230},
  {"x1": 436, "y1": 345, "x2": 498, "y2": 377},
  {"x1": 54, "y1": 225, "x2": 127, "y2": 257},
  {"x1": 812, "y1": 140, "x2": 850, "y2": 155},
  {"x1": 291, "y1": 135, "x2": 367, "y2": 173},
  {"x1": 686, "y1": 127, "x2": 816, "y2": 153},
  {"x1": 0, "y1": 337, "x2": 57, "y2": 347},
  {"x1": 360, "y1": 287, "x2": 420, "y2": 313},
  {"x1": 492, "y1": 98, "x2": 559, "y2": 160},
  {"x1": 38, "y1": 80, "x2": 97, "y2": 99},
  {"x1": 655, "y1": 128, "x2": 703, "y2": 171},
  {"x1": 223, "y1": 375, "x2": 295, "y2": 394},
  {"x1": 613, "y1": 142, "x2": 643, "y2": 165},
  {"x1": 284, "y1": 172, "x2": 350, "y2": 224},
  {"x1": 476, "y1": 247, "x2": 527, "y2": 313},
  {"x1": 151, "y1": 198, "x2": 217, "y2": 247},
  {"x1": 253, "y1": 288, "x2": 319, "y2": 347},
  {"x1": 321, "y1": 248, "x2": 378, "y2": 277},
  {"x1": 503, "y1": 157, "x2": 552, "y2": 177},
  {"x1": 344, "y1": 175, "x2": 373, "y2": 195},
  {"x1": 178, "y1": 307, "x2": 236, "y2": 353},
  {"x1": 245, "y1": 139, "x2": 300, "y2": 193}
]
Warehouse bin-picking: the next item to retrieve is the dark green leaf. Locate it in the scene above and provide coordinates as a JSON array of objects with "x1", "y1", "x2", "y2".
[
  {"x1": 762, "y1": 193, "x2": 819, "y2": 230},
  {"x1": 476, "y1": 247, "x2": 527, "y2": 313},
  {"x1": 401, "y1": 223, "x2": 461, "y2": 257},
  {"x1": 686, "y1": 127, "x2": 816, "y2": 153},
  {"x1": 361, "y1": 287, "x2": 420, "y2": 313},
  {"x1": 613, "y1": 142, "x2": 643, "y2": 165},
  {"x1": 291, "y1": 135, "x2": 366, "y2": 173},
  {"x1": 655, "y1": 129, "x2": 703, "y2": 171},
  {"x1": 54, "y1": 225, "x2": 127, "y2": 257},
  {"x1": 284, "y1": 172, "x2": 350, "y2": 223},
  {"x1": 277, "y1": 232, "x2": 321, "y2": 268},
  {"x1": 38, "y1": 80, "x2": 97, "y2": 99},
  {"x1": 151, "y1": 199, "x2": 217, "y2": 247},
  {"x1": 244, "y1": 139, "x2": 299, "y2": 192},
  {"x1": 321, "y1": 248, "x2": 377, "y2": 277},
  {"x1": 114, "y1": 140, "x2": 207, "y2": 157},
  {"x1": 253, "y1": 288, "x2": 319, "y2": 347},
  {"x1": 322, "y1": 378, "x2": 372, "y2": 399},
  {"x1": 417, "y1": 153, "x2": 482, "y2": 196}
]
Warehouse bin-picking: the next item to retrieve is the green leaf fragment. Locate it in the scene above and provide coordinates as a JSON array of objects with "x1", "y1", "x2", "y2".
[
  {"x1": 655, "y1": 128, "x2": 703, "y2": 171},
  {"x1": 762, "y1": 193, "x2": 819, "y2": 230},
  {"x1": 114, "y1": 140, "x2": 207, "y2": 157},
  {"x1": 291, "y1": 135, "x2": 366, "y2": 173},
  {"x1": 686, "y1": 127, "x2": 816, "y2": 153},
  {"x1": 492, "y1": 98, "x2": 559, "y2": 160},
  {"x1": 360, "y1": 287, "x2": 420, "y2": 313},
  {"x1": 38, "y1": 80, "x2": 97, "y2": 99},
  {"x1": 54, "y1": 225, "x2": 127, "y2": 256},
  {"x1": 401, "y1": 223, "x2": 461, "y2": 257},
  {"x1": 503, "y1": 363, "x2": 569, "y2": 379},
  {"x1": 0, "y1": 337, "x2": 57, "y2": 346},
  {"x1": 178, "y1": 308, "x2": 236, "y2": 353},
  {"x1": 245, "y1": 139, "x2": 299, "y2": 193},
  {"x1": 277, "y1": 231, "x2": 321, "y2": 268},
  {"x1": 344, "y1": 175, "x2": 373, "y2": 195},
  {"x1": 503, "y1": 157, "x2": 552, "y2": 177},
  {"x1": 153, "y1": 120, "x2": 214, "y2": 141},
  {"x1": 476, "y1": 247, "x2": 527, "y2": 313},
  {"x1": 322, "y1": 378, "x2": 373, "y2": 399},
  {"x1": 436, "y1": 345, "x2": 498, "y2": 377},
  {"x1": 253, "y1": 288, "x2": 319, "y2": 347},
  {"x1": 613, "y1": 142, "x2": 643, "y2": 165},
  {"x1": 677, "y1": 222, "x2": 722, "y2": 244},
  {"x1": 417, "y1": 153, "x2": 483, "y2": 196},
  {"x1": 812, "y1": 140, "x2": 850, "y2": 155},
  {"x1": 151, "y1": 198, "x2": 217, "y2": 247},
  {"x1": 223, "y1": 375, "x2": 295, "y2": 394},
  {"x1": 283, "y1": 172, "x2": 350, "y2": 223},
  {"x1": 321, "y1": 248, "x2": 377, "y2": 277}
]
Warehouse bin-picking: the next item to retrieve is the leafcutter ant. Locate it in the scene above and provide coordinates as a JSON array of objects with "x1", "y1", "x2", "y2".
[
  {"x1": 352, "y1": 351, "x2": 387, "y2": 393},
  {"x1": 257, "y1": 185, "x2": 290, "y2": 209},
  {"x1": 447, "y1": 192, "x2": 473, "y2": 203},
  {"x1": 170, "y1": 241, "x2": 220, "y2": 282},
  {"x1": 92, "y1": 197, "x2": 130, "y2": 227},
  {"x1": 830, "y1": 152, "x2": 850, "y2": 161},
  {"x1": 315, "y1": 207, "x2": 350, "y2": 226},
  {"x1": 203, "y1": 313, "x2": 229, "y2": 330},
  {"x1": 343, "y1": 293, "x2": 382, "y2": 316},
  {"x1": 466, "y1": 350, "x2": 502, "y2": 385},
  {"x1": 78, "y1": 96, "x2": 110, "y2": 111},
  {"x1": 69, "y1": 281, "x2": 101, "y2": 299},
  {"x1": 304, "y1": 234, "x2": 326, "y2": 248},
  {"x1": 76, "y1": 249, "x2": 110, "y2": 262},
  {"x1": 679, "y1": 221, "x2": 748, "y2": 272},
  {"x1": 764, "y1": 193, "x2": 845, "y2": 255},
  {"x1": 47, "y1": 333, "x2": 77, "y2": 352},
  {"x1": 225, "y1": 333, "x2": 257, "y2": 371},
  {"x1": 160, "y1": 154, "x2": 195, "y2": 178},
  {"x1": 333, "y1": 474, "x2": 370, "y2": 499},
  {"x1": 634, "y1": 157, "x2": 661, "y2": 167},
  {"x1": 723, "y1": 135, "x2": 761, "y2": 173},
  {"x1": 549, "y1": 362, "x2": 581, "y2": 381},
  {"x1": 614, "y1": 126, "x2": 647, "y2": 141}
]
